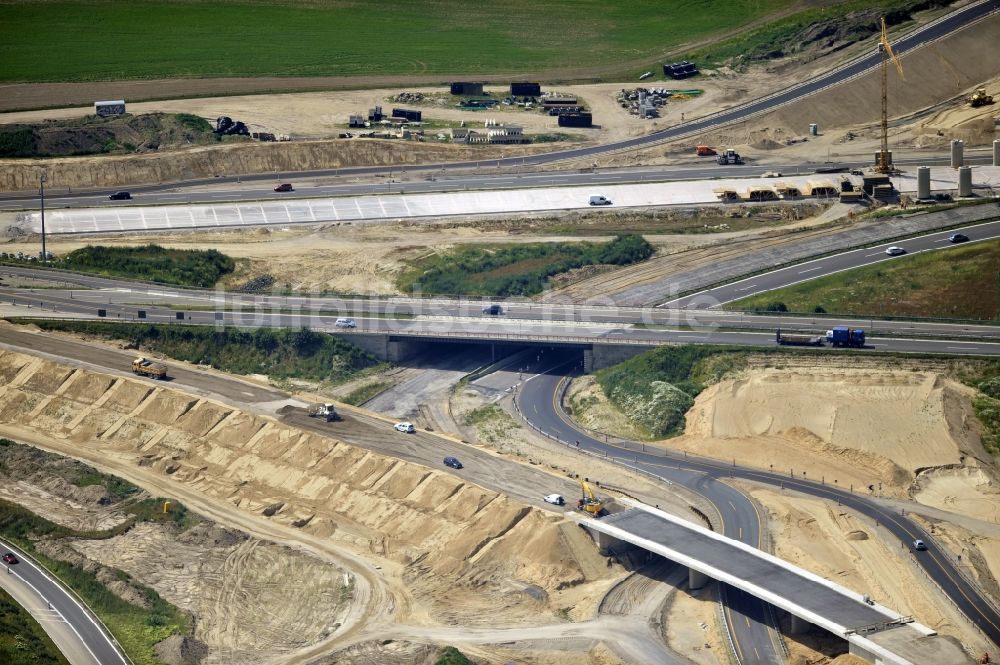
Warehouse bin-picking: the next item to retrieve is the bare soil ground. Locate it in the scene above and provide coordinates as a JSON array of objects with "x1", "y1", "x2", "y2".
[{"x1": 2, "y1": 346, "x2": 695, "y2": 664}]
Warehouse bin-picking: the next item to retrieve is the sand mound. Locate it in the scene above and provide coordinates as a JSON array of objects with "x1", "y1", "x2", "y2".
[
  {"x1": 684, "y1": 369, "x2": 985, "y2": 489},
  {"x1": 154, "y1": 635, "x2": 209, "y2": 665},
  {"x1": 844, "y1": 530, "x2": 868, "y2": 541},
  {"x1": 0, "y1": 349, "x2": 611, "y2": 628}
]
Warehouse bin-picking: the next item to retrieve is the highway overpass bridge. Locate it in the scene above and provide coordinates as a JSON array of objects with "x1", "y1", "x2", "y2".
[{"x1": 581, "y1": 500, "x2": 967, "y2": 665}]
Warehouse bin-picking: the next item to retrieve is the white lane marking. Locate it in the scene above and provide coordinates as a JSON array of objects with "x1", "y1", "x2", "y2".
[
  {"x1": 947, "y1": 346, "x2": 978, "y2": 351},
  {"x1": 864, "y1": 252, "x2": 885, "y2": 257},
  {"x1": 798, "y1": 266, "x2": 822, "y2": 274},
  {"x1": 736, "y1": 284, "x2": 757, "y2": 291},
  {"x1": 4, "y1": 542, "x2": 127, "y2": 665}
]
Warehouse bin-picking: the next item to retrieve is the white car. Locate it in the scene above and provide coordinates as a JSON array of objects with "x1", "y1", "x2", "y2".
[
  {"x1": 543, "y1": 494, "x2": 566, "y2": 506},
  {"x1": 335, "y1": 318, "x2": 356, "y2": 328},
  {"x1": 394, "y1": 422, "x2": 415, "y2": 433},
  {"x1": 885, "y1": 246, "x2": 906, "y2": 256}
]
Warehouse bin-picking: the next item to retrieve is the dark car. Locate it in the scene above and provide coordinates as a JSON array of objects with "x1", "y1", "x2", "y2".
[
  {"x1": 482, "y1": 304, "x2": 503, "y2": 315},
  {"x1": 443, "y1": 456, "x2": 463, "y2": 469},
  {"x1": 2, "y1": 552, "x2": 18, "y2": 564},
  {"x1": 274, "y1": 183, "x2": 294, "y2": 192},
  {"x1": 948, "y1": 233, "x2": 969, "y2": 243},
  {"x1": 109, "y1": 191, "x2": 132, "y2": 200}
]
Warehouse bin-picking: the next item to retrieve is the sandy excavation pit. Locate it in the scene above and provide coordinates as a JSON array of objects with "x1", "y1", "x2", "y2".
[{"x1": 0, "y1": 347, "x2": 624, "y2": 662}]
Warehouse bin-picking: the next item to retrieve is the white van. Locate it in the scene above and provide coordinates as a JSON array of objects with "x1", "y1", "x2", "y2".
[
  {"x1": 335, "y1": 318, "x2": 356, "y2": 328},
  {"x1": 589, "y1": 195, "x2": 612, "y2": 206}
]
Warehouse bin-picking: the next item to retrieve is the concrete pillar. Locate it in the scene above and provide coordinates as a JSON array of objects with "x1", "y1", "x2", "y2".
[
  {"x1": 849, "y1": 640, "x2": 878, "y2": 664},
  {"x1": 588, "y1": 343, "x2": 654, "y2": 371},
  {"x1": 950, "y1": 139, "x2": 964, "y2": 167},
  {"x1": 789, "y1": 614, "x2": 811, "y2": 634},
  {"x1": 917, "y1": 166, "x2": 931, "y2": 200},
  {"x1": 993, "y1": 139, "x2": 1000, "y2": 167},
  {"x1": 958, "y1": 166, "x2": 973, "y2": 197},
  {"x1": 689, "y1": 567, "x2": 709, "y2": 590}
]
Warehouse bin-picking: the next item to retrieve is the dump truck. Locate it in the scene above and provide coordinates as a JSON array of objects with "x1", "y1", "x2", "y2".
[
  {"x1": 717, "y1": 148, "x2": 744, "y2": 165},
  {"x1": 309, "y1": 403, "x2": 340, "y2": 422},
  {"x1": 968, "y1": 88, "x2": 994, "y2": 107},
  {"x1": 826, "y1": 326, "x2": 865, "y2": 348},
  {"x1": 696, "y1": 144, "x2": 717, "y2": 156},
  {"x1": 775, "y1": 329, "x2": 824, "y2": 346},
  {"x1": 131, "y1": 357, "x2": 167, "y2": 379}
]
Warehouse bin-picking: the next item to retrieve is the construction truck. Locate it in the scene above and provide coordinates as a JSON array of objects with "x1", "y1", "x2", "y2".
[
  {"x1": 696, "y1": 144, "x2": 717, "y2": 156},
  {"x1": 968, "y1": 87, "x2": 994, "y2": 107},
  {"x1": 131, "y1": 357, "x2": 167, "y2": 379},
  {"x1": 309, "y1": 403, "x2": 340, "y2": 422},
  {"x1": 826, "y1": 326, "x2": 866, "y2": 348},
  {"x1": 717, "y1": 148, "x2": 744, "y2": 165},
  {"x1": 577, "y1": 480, "x2": 605, "y2": 516},
  {"x1": 775, "y1": 329, "x2": 824, "y2": 346}
]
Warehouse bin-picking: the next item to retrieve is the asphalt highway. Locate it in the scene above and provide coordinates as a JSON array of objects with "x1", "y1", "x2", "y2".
[
  {"x1": 516, "y1": 350, "x2": 1000, "y2": 650},
  {"x1": 0, "y1": 537, "x2": 127, "y2": 665},
  {"x1": 0, "y1": 1, "x2": 995, "y2": 208},
  {"x1": 3, "y1": 279, "x2": 1000, "y2": 357},
  {"x1": 669, "y1": 219, "x2": 1000, "y2": 309},
  {"x1": 2, "y1": 264, "x2": 1000, "y2": 347},
  {"x1": 1, "y1": 154, "x2": 992, "y2": 210}
]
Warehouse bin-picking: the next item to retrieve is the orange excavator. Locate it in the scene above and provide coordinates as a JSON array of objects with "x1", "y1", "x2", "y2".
[{"x1": 696, "y1": 144, "x2": 717, "y2": 156}]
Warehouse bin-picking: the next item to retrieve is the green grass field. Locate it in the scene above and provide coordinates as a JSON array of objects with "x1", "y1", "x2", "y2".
[
  {"x1": 0, "y1": 0, "x2": 799, "y2": 83},
  {"x1": 726, "y1": 238, "x2": 1000, "y2": 320}
]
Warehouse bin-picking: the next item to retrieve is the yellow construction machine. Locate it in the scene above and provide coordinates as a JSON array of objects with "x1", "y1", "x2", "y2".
[
  {"x1": 969, "y1": 88, "x2": 994, "y2": 108},
  {"x1": 577, "y1": 480, "x2": 604, "y2": 515}
]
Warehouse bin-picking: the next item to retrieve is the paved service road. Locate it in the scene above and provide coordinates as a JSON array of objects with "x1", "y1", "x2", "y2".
[
  {"x1": 515, "y1": 351, "x2": 1000, "y2": 650},
  {"x1": 0, "y1": 537, "x2": 127, "y2": 665}
]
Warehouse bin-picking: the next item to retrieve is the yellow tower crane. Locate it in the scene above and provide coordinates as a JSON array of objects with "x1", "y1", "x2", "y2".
[{"x1": 877, "y1": 16, "x2": 905, "y2": 174}]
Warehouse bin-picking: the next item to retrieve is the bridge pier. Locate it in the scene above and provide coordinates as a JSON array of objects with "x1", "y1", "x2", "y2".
[
  {"x1": 328, "y1": 333, "x2": 434, "y2": 364},
  {"x1": 586, "y1": 343, "x2": 656, "y2": 372},
  {"x1": 688, "y1": 567, "x2": 709, "y2": 591},
  {"x1": 789, "y1": 614, "x2": 811, "y2": 635},
  {"x1": 848, "y1": 640, "x2": 879, "y2": 664}
]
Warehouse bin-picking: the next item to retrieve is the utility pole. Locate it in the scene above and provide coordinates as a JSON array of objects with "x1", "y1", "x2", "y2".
[{"x1": 39, "y1": 173, "x2": 47, "y2": 263}]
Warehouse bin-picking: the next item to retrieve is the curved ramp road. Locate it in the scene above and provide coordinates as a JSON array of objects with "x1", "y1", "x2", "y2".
[
  {"x1": 516, "y1": 354, "x2": 783, "y2": 665},
  {"x1": 515, "y1": 351, "x2": 1000, "y2": 651},
  {"x1": 0, "y1": 537, "x2": 127, "y2": 665}
]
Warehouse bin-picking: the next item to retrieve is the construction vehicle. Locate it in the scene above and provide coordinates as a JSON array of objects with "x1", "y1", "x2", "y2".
[
  {"x1": 775, "y1": 329, "x2": 824, "y2": 346},
  {"x1": 131, "y1": 357, "x2": 167, "y2": 379},
  {"x1": 826, "y1": 326, "x2": 866, "y2": 348},
  {"x1": 696, "y1": 144, "x2": 717, "y2": 156},
  {"x1": 717, "y1": 148, "x2": 744, "y2": 165},
  {"x1": 577, "y1": 480, "x2": 605, "y2": 515},
  {"x1": 876, "y1": 17, "x2": 904, "y2": 173},
  {"x1": 968, "y1": 87, "x2": 994, "y2": 107},
  {"x1": 309, "y1": 403, "x2": 340, "y2": 422}
]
